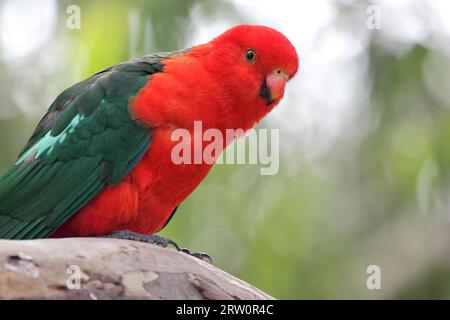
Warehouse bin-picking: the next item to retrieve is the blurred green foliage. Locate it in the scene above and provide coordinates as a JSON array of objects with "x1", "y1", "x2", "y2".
[{"x1": 0, "y1": 0, "x2": 450, "y2": 299}]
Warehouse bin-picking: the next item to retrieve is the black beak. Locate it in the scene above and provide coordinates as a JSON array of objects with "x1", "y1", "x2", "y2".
[{"x1": 259, "y1": 80, "x2": 275, "y2": 106}]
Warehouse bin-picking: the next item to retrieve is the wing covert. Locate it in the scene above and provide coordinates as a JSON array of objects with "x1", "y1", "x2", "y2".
[{"x1": 0, "y1": 52, "x2": 175, "y2": 239}]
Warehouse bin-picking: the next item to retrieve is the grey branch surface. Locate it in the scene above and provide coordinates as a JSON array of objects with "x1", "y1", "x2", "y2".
[{"x1": 0, "y1": 238, "x2": 273, "y2": 300}]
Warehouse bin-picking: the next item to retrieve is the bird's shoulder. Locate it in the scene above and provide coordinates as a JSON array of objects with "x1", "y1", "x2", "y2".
[{"x1": 21, "y1": 51, "x2": 182, "y2": 156}]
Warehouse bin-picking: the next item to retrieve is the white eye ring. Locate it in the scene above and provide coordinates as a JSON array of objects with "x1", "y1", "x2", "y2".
[{"x1": 246, "y1": 49, "x2": 256, "y2": 62}]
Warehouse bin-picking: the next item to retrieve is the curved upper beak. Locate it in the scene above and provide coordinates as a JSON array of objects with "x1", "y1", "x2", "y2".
[{"x1": 259, "y1": 69, "x2": 289, "y2": 106}]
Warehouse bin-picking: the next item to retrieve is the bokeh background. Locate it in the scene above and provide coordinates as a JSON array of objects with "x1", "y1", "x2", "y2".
[{"x1": 1, "y1": 0, "x2": 450, "y2": 299}]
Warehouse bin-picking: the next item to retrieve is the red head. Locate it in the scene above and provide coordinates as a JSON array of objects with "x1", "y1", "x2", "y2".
[
  {"x1": 133, "y1": 25, "x2": 299, "y2": 131},
  {"x1": 209, "y1": 25, "x2": 298, "y2": 105}
]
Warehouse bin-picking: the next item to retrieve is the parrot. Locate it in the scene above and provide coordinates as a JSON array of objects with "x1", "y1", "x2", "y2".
[{"x1": 0, "y1": 25, "x2": 298, "y2": 259}]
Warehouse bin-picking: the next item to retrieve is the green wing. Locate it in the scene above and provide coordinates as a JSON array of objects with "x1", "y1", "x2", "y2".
[{"x1": 0, "y1": 52, "x2": 174, "y2": 239}]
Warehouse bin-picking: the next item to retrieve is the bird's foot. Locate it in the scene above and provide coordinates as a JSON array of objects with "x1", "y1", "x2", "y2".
[
  {"x1": 104, "y1": 230, "x2": 212, "y2": 264},
  {"x1": 105, "y1": 230, "x2": 179, "y2": 249}
]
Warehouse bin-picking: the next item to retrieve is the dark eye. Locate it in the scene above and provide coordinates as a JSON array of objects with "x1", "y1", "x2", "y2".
[{"x1": 246, "y1": 49, "x2": 256, "y2": 62}]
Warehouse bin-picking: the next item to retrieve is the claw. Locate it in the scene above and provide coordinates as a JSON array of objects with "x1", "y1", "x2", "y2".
[
  {"x1": 179, "y1": 247, "x2": 213, "y2": 264},
  {"x1": 192, "y1": 252, "x2": 213, "y2": 264},
  {"x1": 166, "y1": 239, "x2": 181, "y2": 251}
]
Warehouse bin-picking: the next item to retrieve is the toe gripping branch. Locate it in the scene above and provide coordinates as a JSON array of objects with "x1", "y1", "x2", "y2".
[{"x1": 104, "y1": 230, "x2": 213, "y2": 264}]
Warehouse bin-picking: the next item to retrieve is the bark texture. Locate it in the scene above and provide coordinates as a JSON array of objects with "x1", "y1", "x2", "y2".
[{"x1": 0, "y1": 238, "x2": 272, "y2": 300}]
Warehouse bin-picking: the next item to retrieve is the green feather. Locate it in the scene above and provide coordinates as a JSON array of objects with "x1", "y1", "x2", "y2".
[{"x1": 0, "y1": 52, "x2": 177, "y2": 239}]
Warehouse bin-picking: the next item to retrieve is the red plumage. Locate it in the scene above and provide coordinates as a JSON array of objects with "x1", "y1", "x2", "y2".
[{"x1": 52, "y1": 25, "x2": 299, "y2": 237}]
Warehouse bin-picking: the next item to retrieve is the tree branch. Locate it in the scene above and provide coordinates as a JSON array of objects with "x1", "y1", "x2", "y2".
[{"x1": 0, "y1": 238, "x2": 272, "y2": 300}]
